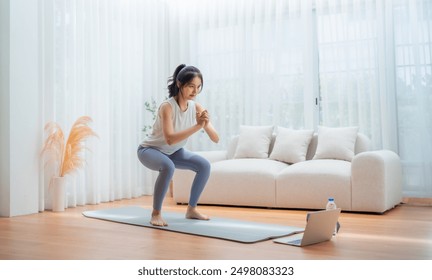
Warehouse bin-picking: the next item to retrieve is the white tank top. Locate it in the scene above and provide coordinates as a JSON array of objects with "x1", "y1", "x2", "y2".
[{"x1": 140, "y1": 97, "x2": 197, "y2": 155}]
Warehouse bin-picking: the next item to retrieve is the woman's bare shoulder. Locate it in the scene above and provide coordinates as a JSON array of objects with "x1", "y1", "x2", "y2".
[{"x1": 159, "y1": 101, "x2": 173, "y2": 117}]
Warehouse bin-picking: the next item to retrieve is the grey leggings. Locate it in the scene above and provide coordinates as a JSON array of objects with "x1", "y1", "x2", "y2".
[{"x1": 137, "y1": 146, "x2": 211, "y2": 211}]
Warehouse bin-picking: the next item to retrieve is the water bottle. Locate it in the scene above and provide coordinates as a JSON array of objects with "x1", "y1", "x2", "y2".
[
  {"x1": 326, "y1": 197, "x2": 338, "y2": 236},
  {"x1": 326, "y1": 197, "x2": 337, "y2": 210}
]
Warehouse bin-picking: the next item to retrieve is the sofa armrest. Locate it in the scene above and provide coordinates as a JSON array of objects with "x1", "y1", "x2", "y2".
[
  {"x1": 351, "y1": 150, "x2": 403, "y2": 213},
  {"x1": 194, "y1": 150, "x2": 227, "y2": 163}
]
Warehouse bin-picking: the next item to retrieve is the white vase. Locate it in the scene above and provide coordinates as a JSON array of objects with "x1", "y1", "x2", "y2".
[{"x1": 52, "y1": 176, "x2": 66, "y2": 212}]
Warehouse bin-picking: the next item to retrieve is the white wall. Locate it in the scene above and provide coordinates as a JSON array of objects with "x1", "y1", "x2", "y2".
[
  {"x1": 0, "y1": 0, "x2": 11, "y2": 216},
  {"x1": 0, "y1": 0, "x2": 40, "y2": 217}
]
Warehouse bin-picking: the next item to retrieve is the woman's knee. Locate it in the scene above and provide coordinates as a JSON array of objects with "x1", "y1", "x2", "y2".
[
  {"x1": 160, "y1": 160, "x2": 175, "y2": 176},
  {"x1": 196, "y1": 157, "x2": 211, "y2": 174}
]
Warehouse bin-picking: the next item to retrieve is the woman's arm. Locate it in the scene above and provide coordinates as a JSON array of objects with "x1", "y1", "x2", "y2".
[
  {"x1": 161, "y1": 103, "x2": 205, "y2": 145},
  {"x1": 196, "y1": 103, "x2": 219, "y2": 143}
]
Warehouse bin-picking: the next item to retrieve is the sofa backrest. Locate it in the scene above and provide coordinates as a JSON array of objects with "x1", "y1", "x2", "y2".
[{"x1": 226, "y1": 132, "x2": 371, "y2": 161}]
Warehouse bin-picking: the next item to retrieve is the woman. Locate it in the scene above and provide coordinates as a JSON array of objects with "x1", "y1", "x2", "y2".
[{"x1": 138, "y1": 64, "x2": 219, "y2": 226}]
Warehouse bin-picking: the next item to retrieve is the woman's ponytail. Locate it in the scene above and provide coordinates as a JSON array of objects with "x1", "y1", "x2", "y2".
[{"x1": 167, "y1": 64, "x2": 187, "y2": 98}]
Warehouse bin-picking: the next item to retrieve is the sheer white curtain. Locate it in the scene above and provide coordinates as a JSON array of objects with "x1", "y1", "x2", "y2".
[
  {"x1": 167, "y1": 0, "x2": 316, "y2": 151},
  {"x1": 392, "y1": 0, "x2": 432, "y2": 197},
  {"x1": 316, "y1": 0, "x2": 389, "y2": 149},
  {"x1": 39, "y1": 0, "x2": 169, "y2": 210},
  {"x1": 315, "y1": 0, "x2": 432, "y2": 197}
]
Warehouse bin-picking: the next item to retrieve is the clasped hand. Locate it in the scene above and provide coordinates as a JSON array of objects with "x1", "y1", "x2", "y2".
[{"x1": 196, "y1": 110, "x2": 210, "y2": 128}]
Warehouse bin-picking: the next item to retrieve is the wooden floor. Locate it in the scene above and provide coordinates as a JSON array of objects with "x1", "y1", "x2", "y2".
[{"x1": 1, "y1": 196, "x2": 431, "y2": 260}]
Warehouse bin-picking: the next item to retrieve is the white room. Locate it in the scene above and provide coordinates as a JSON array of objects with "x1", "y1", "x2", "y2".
[{"x1": 1, "y1": 0, "x2": 431, "y2": 277}]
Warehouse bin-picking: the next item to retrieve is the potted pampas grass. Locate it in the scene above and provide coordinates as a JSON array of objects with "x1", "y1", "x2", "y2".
[{"x1": 42, "y1": 116, "x2": 97, "y2": 211}]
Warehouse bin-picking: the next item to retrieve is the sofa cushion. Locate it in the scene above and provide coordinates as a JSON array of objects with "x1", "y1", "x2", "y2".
[
  {"x1": 276, "y1": 159, "x2": 352, "y2": 210},
  {"x1": 234, "y1": 125, "x2": 274, "y2": 159},
  {"x1": 199, "y1": 159, "x2": 288, "y2": 207},
  {"x1": 313, "y1": 126, "x2": 359, "y2": 162},
  {"x1": 269, "y1": 127, "x2": 314, "y2": 164}
]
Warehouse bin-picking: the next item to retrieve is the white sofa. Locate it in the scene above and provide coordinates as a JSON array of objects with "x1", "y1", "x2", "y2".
[{"x1": 173, "y1": 126, "x2": 403, "y2": 213}]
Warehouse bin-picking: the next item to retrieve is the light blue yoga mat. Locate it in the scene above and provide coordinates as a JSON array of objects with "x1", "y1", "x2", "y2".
[{"x1": 82, "y1": 206, "x2": 304, "y2": 243}]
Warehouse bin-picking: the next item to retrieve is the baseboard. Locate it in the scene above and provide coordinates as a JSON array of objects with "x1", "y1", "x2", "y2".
[{"x1": 402, "y1": 197, "x2": 432, "y2": 206}]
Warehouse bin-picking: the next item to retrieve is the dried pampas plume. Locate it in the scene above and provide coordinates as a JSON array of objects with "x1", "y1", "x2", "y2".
[{"x1": 42, "y1": 116, "x2": 97, "y2": 177}]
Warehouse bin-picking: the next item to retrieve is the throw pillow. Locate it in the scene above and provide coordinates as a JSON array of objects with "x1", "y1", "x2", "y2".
[
  {"x1": 313, "y1": 126, "x2": 359, "y2": 162},
  {"x1": 269, "y1": 127, "x2": 314, "y2": 164},
  {"x1": 234, "y1": 125, "x2": 274, "y2": 159}
]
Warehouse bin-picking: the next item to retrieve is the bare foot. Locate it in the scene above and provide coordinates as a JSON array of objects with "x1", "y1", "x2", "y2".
[
  {"x1": 150, "y1": 210, "x2": 168, "y2": 226},
  {"x1": 186, "y1": 206, "x2": 210, "y2": 220}
]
